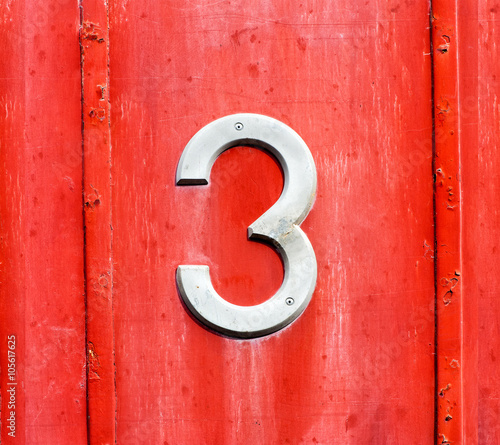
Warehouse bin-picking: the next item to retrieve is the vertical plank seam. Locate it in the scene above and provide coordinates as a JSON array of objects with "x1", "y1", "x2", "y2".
[
  {"x1": 431, "y1": 0, "x2": 464, "y2": 442},
  {"x1": 78, "y1": 3, "x2": 90, "y2": 444},
  {"x1": 105, "y1": 1, "x2": 118, "y2": 441},
  {"x1": 429, "y1": 1, "x2": 438, "y2": 443},
  {"x1": 454, "y1": 1, "x2": 465, "y2": 441},
  {"x1": 80, "y1": 0, "x2": 116, "y2": 443}
]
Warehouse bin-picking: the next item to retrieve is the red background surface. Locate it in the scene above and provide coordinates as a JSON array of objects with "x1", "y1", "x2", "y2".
[
  {"x1": 0, "y1": 0, "x2": 86, "y2": 443},
  {"x1": 0, "y1": 0, "x2": 498, "y2": 444},
  {"x1": 107, "y1": 1, "x2": 435, "y2": 443}
]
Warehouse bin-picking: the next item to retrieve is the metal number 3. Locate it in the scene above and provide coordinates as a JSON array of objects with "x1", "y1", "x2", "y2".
[{"x1": 176, "y1": 113, "x2": 317, "y2": 338}]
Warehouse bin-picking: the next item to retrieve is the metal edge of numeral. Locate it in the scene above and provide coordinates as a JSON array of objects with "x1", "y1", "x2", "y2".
[{"x1": 175, "y1": 113, "x2": 317, "y2": 339}]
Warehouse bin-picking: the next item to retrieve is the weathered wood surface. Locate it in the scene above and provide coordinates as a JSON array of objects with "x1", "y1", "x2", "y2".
[
  {"x1": 106, "y1": 1, "x2": 435, "y2": 443},
  {"x1": 3, "y1": 1, "x2": 499, "y2": 443},
  {"x1": 0, "y1": 1, "x2": 86, "y2": 443}
]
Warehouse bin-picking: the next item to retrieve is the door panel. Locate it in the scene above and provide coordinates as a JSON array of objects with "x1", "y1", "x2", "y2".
[
  {"x1": 0, "y1": 1, "x2": 86, "y2": 444},
  {"x1": 106, "y1": 1, "x2": 435, "y2": 443},
  {"x1": 6, "y1": 1, "x2": 498, "y2": 444},
  {"x1": 474, "y1": 2, "x2": 500, "y2": 443}
]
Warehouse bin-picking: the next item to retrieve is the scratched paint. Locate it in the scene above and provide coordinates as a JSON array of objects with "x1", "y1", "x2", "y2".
[
  {"x1": 107, "y1": 1, "x2": 435, "y2": 443},
  {"x1": 11, "y1": 0, "x2": 500, "y2": 442},
  {"x1": 80, "y1": 0, "x2": 116, "y2": 443},
  {"x1": 0, "y1": 0, "x2": 86, "y2": 444},
  {"x1": 468, "y1": 1, "x2": 499, "y2": 443},
  {"x1": 431, "y1": 1, "x2": 484, "y2": 443}
]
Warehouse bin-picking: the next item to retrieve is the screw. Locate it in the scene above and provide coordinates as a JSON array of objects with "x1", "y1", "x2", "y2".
[
  {"x1": 234, "y1": 122, "x2": 244, "y2": 131},
  {"x1": 285, "y1": 297, "x2": 294, "y2": 306}
]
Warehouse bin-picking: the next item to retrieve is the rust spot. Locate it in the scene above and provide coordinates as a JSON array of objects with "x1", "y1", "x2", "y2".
[
  {"x1": 439, "y1": 434, "x2": 451, "y2": 444},
  {"x1": 85, "y1": 185, "x2": 101, "y2": 210},
  {"x1": 436, "y1": 34, "x2": 451, "y2": 54},
  {"x1": 88, "y1": 107, "x2": 106, "y2": 122},
  {"x1": 439, "y1": 383, "x2": 451, "y2": 397},
  {"x1": 81, "y1": 21, "x2": 105, "y2": 43},
  {"x1": 442, "y1": 276, "x2": 458, "y2": 305},
  {"x1": 443, "y1": 291, "x2": 452, "y2": 305},
  {"x1": 85, "y1": 197, "x2": 101, "y2": 209}
]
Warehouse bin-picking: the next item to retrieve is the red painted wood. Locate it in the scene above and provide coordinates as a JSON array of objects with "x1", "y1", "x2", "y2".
[
  {"x1": 472, "y1": 1, "x2": 500, "y2": 443},
  {"x1": 457, "y1": 3, "x2": 479, "y2": 444},
  {"x1": 432, "y1": 2, "x2": 463, "y2": 443},
  {"x1": 80, "y1": 1, "x2": 117, "y2": 443},
  {"x1": 433, "y1": 1, "x2": 480, "y2": 443},
  {"x1": 7, "y1": 1, "x2": 499, "y2": 443},
  {"x1": 0, "y1": 1, "x2": 86, "y2": 443},
  {"x1": 106, "y1": 1, "x2": 435, "y2": 443}
]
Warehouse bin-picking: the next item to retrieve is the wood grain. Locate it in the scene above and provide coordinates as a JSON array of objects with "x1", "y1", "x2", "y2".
[
  {"x1": 107, "y1": 1, "x2": 435, "y2": 443},
  {"x1": 0, "y1": 0, "x2": 86, "y2": 443}
]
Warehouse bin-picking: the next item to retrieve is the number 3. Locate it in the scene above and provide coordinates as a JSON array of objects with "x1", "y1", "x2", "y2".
[{"x1": 176, "y1": 113, "x2": 317, "y2": 338}]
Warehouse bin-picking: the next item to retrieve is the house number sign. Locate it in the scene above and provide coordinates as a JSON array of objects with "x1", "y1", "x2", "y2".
[{"x1": 176, "y1": 113, "x2": 317, "y2": 338}]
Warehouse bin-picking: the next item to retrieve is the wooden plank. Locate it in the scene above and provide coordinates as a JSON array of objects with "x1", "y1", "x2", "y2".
[
  {"x1": 80, "y1": 0, "x2": 116, "y2": 443},
  {"x1": 0, "y1": 1, "x2": 87, "y2": 443},
  {"x1": 431, "y1": 1, "x2": 463, "y2": 442},
  {"x1": 432, "y1": 0, "x2": 479, "y2": 442},
  {"x1": 457, "y1": 2, "x2": 479, "y2": 443},
  {"x1": 107, "y1": 1, "x2": 435, "y2": 443},
  {"x1": 474, "y1": 1, "x2": 500, "y2": 443}
]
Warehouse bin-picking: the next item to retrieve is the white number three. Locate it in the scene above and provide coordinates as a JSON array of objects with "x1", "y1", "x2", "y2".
[{"x1": 176, "y1": 114, "x2": 317, "y2": 338}]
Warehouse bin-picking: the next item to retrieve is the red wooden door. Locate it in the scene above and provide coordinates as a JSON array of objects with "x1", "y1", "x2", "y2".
[
  {"x1": 0, "y1": 1, "x2": 498, "y2": 444},
  {"x1": 98, "y1": 1, "x2": 436, "y2": 443}
]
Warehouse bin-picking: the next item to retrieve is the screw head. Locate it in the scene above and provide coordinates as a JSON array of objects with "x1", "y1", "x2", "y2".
[
  {"x1": 234, "y1": 122, "x2": 244, "y2": 131},
  {"x1": 285, "y1": 297, "x2": 294, "y2": 306}
]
